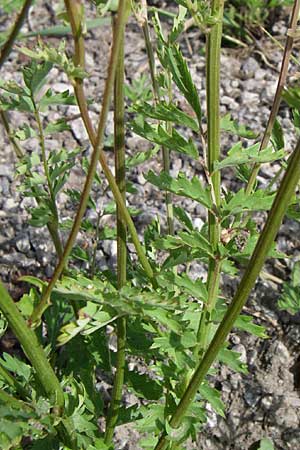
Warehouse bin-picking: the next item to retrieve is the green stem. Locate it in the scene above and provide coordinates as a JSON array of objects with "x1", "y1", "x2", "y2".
[
  {"x1": 0, "y1": 282, "x2": 65, "y2": 409},
  {"x1": 246, "y1": 0, "x2": 300, "y2": 195},
  {"x1": 196, "y1": 0, "x2": 224, "y2": 356},
  {"x1": 104, "y1": 14, "x2": 127, "y2": 444},
  {"x1": 141, "y1": 15, "x2": 174, "y2": 235},
  {"x1": 29, "y1": 0, "x2": 134, "y2": 326},
  {"x1": 0, "y1": 0, "x2": 33, "y2": 68},
  {"x1": 154, "y1": 135, "x2": 300, "y2": 450}
]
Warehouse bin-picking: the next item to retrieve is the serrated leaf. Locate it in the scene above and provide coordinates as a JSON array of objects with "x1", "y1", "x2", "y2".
[
  {"x1": 15, "y1": 124, "x2": 37, "y2": 141},
  {"x1": 19, "y1": 41, "x2": 88, "y2": 80},
  {"x1": 146, "y1": 170, "x2": 212, "y2": 209},
  {"x1": 22, "y1": 61, "x2": 53, "y2": 96},
  {"x1": 131, "y1": 120, "x2": 198, "y2": 159},
  {"x1": 199, "y1": 383, "x2": 225, "y2": 417},
  {"x1": 222, "y1": 189, "x2": 275, "y2": 217},
  {"x1": 235, "y1": 315, "x2": 268, "y2": 338},
  {"x1": 173, "y1": 205, "x2": 193, "y2": 230},
  {"x1": 39, "y1": 89, "x2": 77, "y2": 109},
  {"x1": 155, "y1": 230, "x2": 213, "y2": 257},
  {"x1": 214, "y1": 142, "x2": 284, "y2": 171},
  {"x1": 162, "y1": 44, "x2": 202, "y2": 122},
  {"x1": 44, "y1": 119, "x2": 71, "y2": 135},
  {"x1": 220, "y1": 114, "x2": 257, "y2": 138},
  {"x1": 134, "y1": 102, "x2": 199, "y2": 132},
  {"x1": 0, "y1": 353, "x2": 31, "y2": 382},
  {"x1": 218, "y1": 347, "x2": 248, "y2": 373},
  {"x1": 159, "y1": 271, "x2": 207, "y2": 302}
]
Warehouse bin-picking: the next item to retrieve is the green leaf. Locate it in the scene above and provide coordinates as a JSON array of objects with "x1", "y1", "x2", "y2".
[
  {"x1": 155, "y1": 230, "x2": 213, "y2": 257},
  {"x1": 199, "y1": 383, "x2": 225, "y2": 417},
  {"x1": 235, "y1": 315, "x2": 268, "y2": 338},
  {"x1": 146, "y1": 170, "x2": 212, "y2": 209},
  {"x1": 131, "y1": 119, "x2": 198, "y2": 159},
  {"x1": 39, "y1": 89, "x2": 77, "y2": 109},
  {"x1": 282, "y1": 86, "x2": 300, "y2": 109},
  {"x1": 218, "y1": 347, "x2": 248, "y2": 373},
  {"x1": 0, "y1": 353, "x2": 31, "y2": 382},
  {"x1": 214, "y1": 142, "x2": 284, "y2": 171},
  {"x1": 257, "y1": 438, "x2": 275, "y2": 450},
  {"x1": 126, "y1": 145, "x2": 159, "y2": 168},
  {"x1": 271, "y1": 118, "x2": 285, "y2": 151},
  {"x1": 44, "y1": 119, "x2": 71, "y2": 135},
  {"x1": 159, "y1": 271, "x2": 207, "y2": 302},
  {"x1": 22, "y1": 61, "x2": 53, "y2": 96},
  {"x1": 19, "y1": 41, "x2": 88, "y2": 81},
  {"x1": 160, "y1": 43, "x2": 202, "y2": 122},
  {"x1": 173, "y1": 205, "x2": 193, "y2": 230},
  {"x1": 14, "y1": 124, "x2": 37, "y2": 141},
  {"x1": 126, "y1": 369, "x2": 163, "y2": 400},
  {"x1": 222, "y1": 189, "x2": 275, "y2": 217},
  {"x1": 220, "y1": 114, "x2": 257, "y2": 138},
  {"x1": 134, "y1": 102, "x2": 199, "y2": 132}
]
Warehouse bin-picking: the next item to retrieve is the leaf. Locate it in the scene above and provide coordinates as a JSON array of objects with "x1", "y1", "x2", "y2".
[
  {"x1": 278, "y1": 283, "x2": 300, "y2": 316},
  {"x1": 15, "y1": 124, "x2": 37, "y2": 141},
  {"x1": 220, "y1": 114, "x2": 257, "y2": 138},
  {"x1": 131, "y1": 119, "x2": 198, "y2": 159},
  {"x1": 19, "y1": 41, "x2": 88, "y2": 81},
  {"x1": 271, "y1": 118, "x2": 285, "y2": 151},
  {"x1": 146, "y1": 170, "x2": 212, "y2": 209},
  {"x1": 39, "y1": 89, "x2": 77, "y2": 109},
  {"x1": 0, "y1": 353, "x2": 32, "y2": 382},
  {"x1": 160, "y1": 43, "x2": 202, "y2": 123},
  {"x1": 173, "y1": 205, "x2": 193, "y2": 230},
  {"x1": 214, "y1": 142, "x2": 284, "y2": 171},
  {"x1": 159, "y1": 271, "x2": 207, "y2": 302},
  {"x1": 282, "y1": 86, "x2": 300, "y2": 109},
  {"x1": 218, "y1": 347, "x2": 248, "y2": 374},
  {"x1": 126, "y1": 145, "x2": 159, "y2": 168},
  {"x1": 134, "y1": 102, "x2": 199, "y2": 132},
  {"x1": 257, "y1": 438, "x2": 275, "y2": 450},
  {"x1": 126, "y1": 369, "x2": 163, "y2": 400},
  {"x1": 199, "y1": 383, "x2": 225, "y2": 417},
  {"x1": 155, "y1": 230, "x2": 213, "y2": 257},
  {"x1": 22, "y1": 61, "x2": 53, "y2": 96},
  {"x1": 235, "y1": 315, "x2": 268, "y2": 338},
  {"x1": 222, "y1": 189, "x2": 275, "y2": 217},
  {"x1": 44, "y1": 119, "x2": 71, "y2": 135},
  {"x1": 21, "y1": 17, "x2": 110, "y2": 38}
]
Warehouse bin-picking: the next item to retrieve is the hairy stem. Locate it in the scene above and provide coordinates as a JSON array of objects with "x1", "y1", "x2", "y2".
[
  {"x1": 196, "y1": 0, "x2": 224, "y2": 356},
  {"x1": 246, "y1": 0, "x2": 300, "y2": 195},
  {"x1": 154, "y1": 135, "x2": 300, "y2": 450},
  {"x1": 0, "y1": 0, "x2": 33, "y2": 67},
  {"x1": 105, "y1": 18, "x2": 127, "y2": 443},
  {"x1": 0, "y1": 283, "x2": 65, "y2": 409},
  {"x1": 30, "y1": 0, "x2": 134, "y2": 326}
]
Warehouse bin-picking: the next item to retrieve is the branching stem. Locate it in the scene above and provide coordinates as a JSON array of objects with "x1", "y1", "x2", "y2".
[
  {"x1": 154, "y1": 134, "x2": 300, "y2": 450},
  {"x1": 246, "y1": 0, "x2": 300, "y2": 194}
]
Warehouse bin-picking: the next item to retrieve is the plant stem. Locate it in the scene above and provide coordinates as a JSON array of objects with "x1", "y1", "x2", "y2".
[
  {"x1": 196, "y1": 0, "x2": 224, "y2": 356},
  {"x1": 0, "y1": 282, "x2": 65, "y2": 409},
  {"x1": 33, "y1": 100, "x2": 63, "y2": 259},
  {"x1": 246, "y1": 0, "x2": 300, "y2": 195},
  {"x1": 141, "y1": 11, "x2": 174, "y2": 235},
  {"x1": 0, "y1": 0, "x2": 33, "y2": 68},
  {"x1": 29, "y1": 0, "x2": 134, "y2": 326},
  {"x1": 0, "y1": 109, "x2": 64, "y2": 260},
  {"x1": 104, "y1": 18, "x2": 127, "y2": 444},
  {"x1": 154, "y1": 135, "x2": 300, "y2": 450}
]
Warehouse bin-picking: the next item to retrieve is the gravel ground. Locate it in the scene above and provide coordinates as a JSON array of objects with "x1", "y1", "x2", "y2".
[{"x1": 0, "y1": 2, "x2": 300, "y2": 450}]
